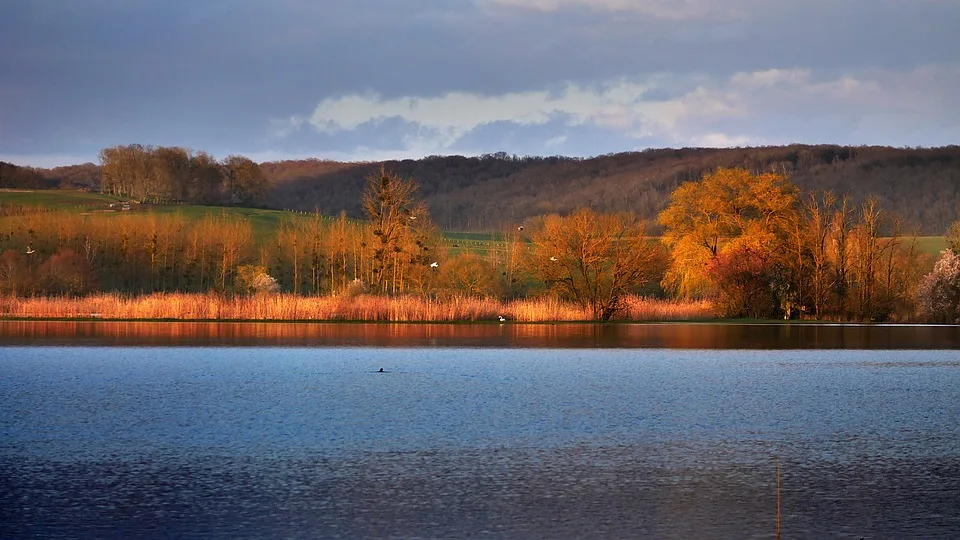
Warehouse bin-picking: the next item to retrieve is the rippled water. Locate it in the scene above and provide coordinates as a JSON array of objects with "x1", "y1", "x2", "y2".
[{"x1": 2, "y1": 343, "x2": 960, "y2": 538}]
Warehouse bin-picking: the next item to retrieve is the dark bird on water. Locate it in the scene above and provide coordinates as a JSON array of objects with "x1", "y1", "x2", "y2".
[{"x1": 378, "y1": 368, "x2": 384, "y2": 373}]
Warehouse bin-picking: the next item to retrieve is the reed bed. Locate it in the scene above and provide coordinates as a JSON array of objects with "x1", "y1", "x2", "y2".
[
  {"x1": 0, "y1": 293, "x2": 714, "y2": 322},
  {"x1": 620, "y1": 296, "x2": 715, "y2": 321}
]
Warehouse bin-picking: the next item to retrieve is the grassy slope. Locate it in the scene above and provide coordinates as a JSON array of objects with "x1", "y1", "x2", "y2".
[
  {"x1": 915, "y1": 236, "x2": 948, "y2": 255},
  {"x1": 0, "y1": 189, "x2": 122, "y2": 207},
  {"x1": 0, "y1": 190, "x2": 947, "y2": 256}
]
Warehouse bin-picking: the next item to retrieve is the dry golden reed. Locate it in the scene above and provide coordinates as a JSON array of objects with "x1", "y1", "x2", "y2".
[
  {"x1": 621, "y1": 296, "x2": 715, "y2": 321},
  {"x1": 0, "y1": 293, "x2": 714, "y2": 322}
]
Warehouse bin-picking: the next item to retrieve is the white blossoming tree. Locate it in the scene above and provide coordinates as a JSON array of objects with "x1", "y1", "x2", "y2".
[
  {"x1": 916, "y1": 250, "x2": 960, "y2": 323},
  {"x1": 236, "y1": 265, "x2": 280, "y2": 295}
]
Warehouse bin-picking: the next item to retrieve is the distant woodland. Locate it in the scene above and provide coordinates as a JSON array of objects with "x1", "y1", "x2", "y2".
[
  {"x1": 260, "y1": 145, "x2": 960, "y2": 234},
  {"x1": 7, "y1": 144, "x2": 960, "y2": 235}
]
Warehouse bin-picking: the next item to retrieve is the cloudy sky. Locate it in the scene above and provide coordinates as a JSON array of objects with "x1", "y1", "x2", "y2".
[{"x1": 1, "y1": 0, "x2": 957, "y2": 167}]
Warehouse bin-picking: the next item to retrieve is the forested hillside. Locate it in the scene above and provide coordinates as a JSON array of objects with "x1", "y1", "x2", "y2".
[
  {"x1": 0, "y1": 162, "x2": 53, "y2": 189},
  {"x1": 263, "y1": 145, "x2": 960, "y2": 234},
  {"x1": 37, "y1": 163, "x2": 100, "y2": 189},
  {"x1": 15, "y1": 144, "x2": 960, "y2": 235}
]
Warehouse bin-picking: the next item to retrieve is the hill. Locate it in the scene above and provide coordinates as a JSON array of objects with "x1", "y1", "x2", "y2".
[
  {"x1": 1, "y1": 161, "x2": 52, "y2": 189},
  {"x1": 37, "y1": 162, "x2": 101, "y2": 189},
  {"x1": 262, "y1": 145, "x2": 960, "y2": 234}
]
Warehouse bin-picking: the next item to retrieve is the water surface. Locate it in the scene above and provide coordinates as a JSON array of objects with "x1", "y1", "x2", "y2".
[
  {"x1": 2, "y1": 344, "x2": 959, "y2": 538},
  {"x1": 2, "y1": 320, "x2": 959, "y2": 348}
]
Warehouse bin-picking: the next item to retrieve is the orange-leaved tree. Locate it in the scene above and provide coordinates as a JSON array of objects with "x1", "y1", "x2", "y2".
[
  {"x1": 530, "y1": 208, "x2": 662, "y2": 321},
  {"x1": 658, "y1": 167, "x2": 799, "y2": 300}
]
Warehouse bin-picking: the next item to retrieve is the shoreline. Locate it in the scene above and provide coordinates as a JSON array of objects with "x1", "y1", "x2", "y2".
[{"x1": 0, "y1": 316, "x2": 949, "y2": 326}]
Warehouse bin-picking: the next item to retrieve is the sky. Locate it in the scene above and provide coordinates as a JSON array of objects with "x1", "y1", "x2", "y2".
[{"x1": 0, "y1": 0, "x2": 958, "y2": 167}]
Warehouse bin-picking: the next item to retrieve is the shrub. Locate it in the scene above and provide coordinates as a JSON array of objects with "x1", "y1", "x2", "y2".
[
  {"x1": 235, "y1": 265, "x2": 280, "y2": 295},
  {"x1": 916, "y1": 249, "x2": 960, "y2": 323},
  {"x1": 36, "y1": 248, "x2": 96, "y2": 296}
]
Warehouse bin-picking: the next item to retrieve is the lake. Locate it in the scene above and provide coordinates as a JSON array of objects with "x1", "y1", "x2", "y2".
[{"x1": 2, "y1": 322, "x2": 959, "y2": 538}]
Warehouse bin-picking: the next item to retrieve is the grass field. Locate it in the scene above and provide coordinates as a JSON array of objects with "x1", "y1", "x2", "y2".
[
  {"x1": 915, "y1": 236, "x2": 949, "y2": 255},
  {"x1": 0, "y1": 189, "x2": 122, "y2": 207},
  {"x1": 1, "y1": 189, "x2": 950, "y2": 256},
  {"x1": 0, "y1": 189, "x2": 512, "y2": 249},
  {"x1": 0, "y1": 190, "x2": 321, "y2": 243}
]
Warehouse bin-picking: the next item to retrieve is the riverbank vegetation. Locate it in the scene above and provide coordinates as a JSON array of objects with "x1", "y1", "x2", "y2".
[
  {"x1": 2, "y1": 154, "x2": 959, "y2": 322},
  {"x1": 0, "y1": 293, "x2": 712, "y2": 322}
]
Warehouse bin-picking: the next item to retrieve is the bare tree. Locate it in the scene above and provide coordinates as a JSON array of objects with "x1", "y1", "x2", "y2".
[
  {"x1": 531, "y1": 208, "x2": 663, "y2": 320},
  {"x1": 361, "y1": 167, "x2": 430, "y2": 294}
]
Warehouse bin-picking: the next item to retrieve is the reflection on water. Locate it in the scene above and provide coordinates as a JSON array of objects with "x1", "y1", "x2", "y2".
[{"x1": 1, "y1": 319, "x2": 959, "y2": 348}]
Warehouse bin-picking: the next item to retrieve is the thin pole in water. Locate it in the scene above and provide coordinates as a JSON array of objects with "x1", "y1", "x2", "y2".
[{"x1": 776, "y1": 456, "x2": 782, "y2": 540}]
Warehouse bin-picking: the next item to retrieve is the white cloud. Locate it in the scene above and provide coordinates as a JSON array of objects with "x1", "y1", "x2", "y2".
[
  {"x1": 302, "y1": 85, "x2": 634, "y2": 136},
  {"x1": 289, "y1": 76, "x2": 742, "y2": 148},
  {"x1": 730, "y1": 68, "x2": 811, "y2": 88},
  {"x1": 689, "y1": 132, "x2": 756, "y2": 147},
  {"x1": 282, "y1": 63, "x2": 959, "y2": 155},
  {"x1": 294, "y1": 81, "x2": 655, "y2": 150}
]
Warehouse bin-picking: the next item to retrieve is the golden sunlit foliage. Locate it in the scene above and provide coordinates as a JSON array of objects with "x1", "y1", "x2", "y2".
[
  {"x1": 657, "y1": 167, "x2": 930, "y2": 320},
  {"x1": 659, "y1": 167, "x2": 798, "y2": 298},
  {"x1": 530, "y1": 208, "x2": 665, "y2": 320}
]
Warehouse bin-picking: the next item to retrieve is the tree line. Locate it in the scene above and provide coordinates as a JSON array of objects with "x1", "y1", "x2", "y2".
[
  {"x1": 2, "y1": 166, "x2": 958, "y2": 322},
  {"x1": 98, "y1": 145, "x2": 268, "y2": 206},
  {"x1": 659, "y1": 168, "x2": 930, "y2": 321}
]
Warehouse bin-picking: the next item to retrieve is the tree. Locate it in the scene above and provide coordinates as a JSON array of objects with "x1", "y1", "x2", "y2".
[
  {"x1": 658, "y1": 168, "x2": 799, "y2": 298},
  {"x1": 36, "y1": 248, "x2": 96, "y2": 296},
  {"x1": 946, "y1": 220, "x2": 960, "y2": 253},
  {"x1": 437, "y1": 252, "x2": 499, "y2": 298},
  {"x1": 916, "y1": 250, "x2": 960, "y2": 323},
  {"x1": 802, "y1": 191, "x2": 836, "y2": 317},
  {"x1": 529, "y1": 208, "x2": 662, "y2": 320},
  {"x1": 215, "y1": 217, "x2": 252, "y2": 291},
  {"x1": 151, "y1": 146, "x2": 192, "y2": 202},
  {"x1": 235, "y1": 265, "x2": 280, "y2": 295},
  {"x1": 222, "y1": 155, "x2": 268, "y2": 206},
  {"x1": 708, "y1": 247, "x2": 781, "y2": 318},
  {"x1": 188, "y1": 151, "x2": 224, "y2": 205},
  {"x1": 361, "y1": 167, "x2": 431, "y2": 294},
  {"x1": 0, "y1": 249, "x2": 33, "y2": 295}
]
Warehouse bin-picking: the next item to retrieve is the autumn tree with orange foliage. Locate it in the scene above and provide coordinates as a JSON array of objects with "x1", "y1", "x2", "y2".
[
  {"x1": 658, "y1": 167, "x2": 799, "y2": 300},
  {"x1": 530, "y1": 208, "x2": 663, "y2": 320}
]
